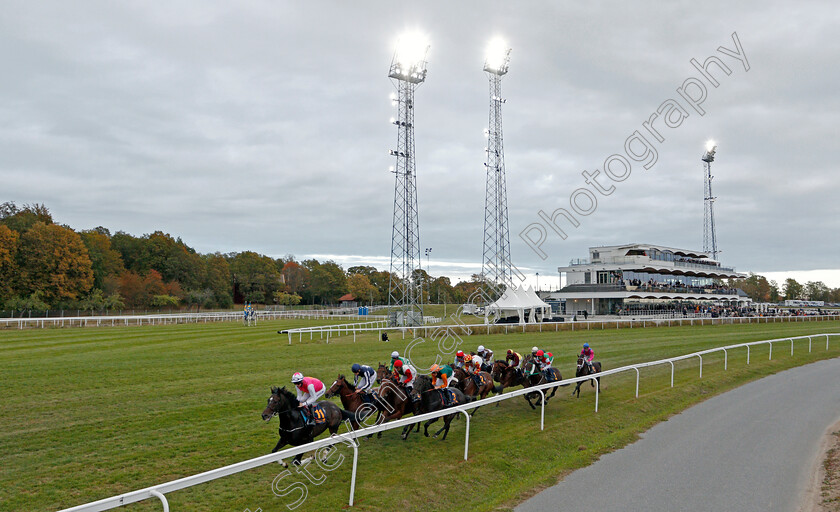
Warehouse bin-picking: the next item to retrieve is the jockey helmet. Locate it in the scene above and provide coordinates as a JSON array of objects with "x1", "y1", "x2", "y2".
[
  {"x1": 583, "y1": 343, "x2": 589, "y2": 349},
  {"x1": 507, "y1": 349, "x2": 512, "y2": 355},
  {"x1": 291, "y1": 372, "x2": 304, "y2": 384},
  {"x1": 536, "y1": 350, "x2": 544, "y2": 357},
  {"x1": 478, "y1": 345, "x2": 485, "y2": 352},
  {"x1": 430, "y1": 364, "x2": 441, "y2": 373},
  {"x1": 391, "y1": 351, "x2": 399, "y2": 359},
  {"x1": 463, "y1": 354, "x2": 472, "y2": 363},
  {"x1": 351, "y1": 363, "x2": 361, "y2": 373},
  {"x1": 531, "y1": 346, "x2": 539, "y2": 354},
  {"x1": 456, "y1": 350, "x2": 464, "y2": 357},
  {"x1": 393, "y1": 359, "x2": 403, "y2": 368}
]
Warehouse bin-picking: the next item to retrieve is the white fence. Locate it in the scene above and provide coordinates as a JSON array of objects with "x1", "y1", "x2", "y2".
[
  {"x1": 282, "y1": 313, "x2": 840, "y2": 345},
  {"x1": 58, "y1": 332, "x2": 839, "y2": 512},
  {"x1": 0, "y1": 311, "x2": 387, "y2": 330}
]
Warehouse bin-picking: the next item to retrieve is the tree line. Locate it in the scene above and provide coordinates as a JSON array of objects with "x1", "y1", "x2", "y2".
[
  {"x1": 0, "y1": 202, "x2": 483, "y2": 312},
  {"x1": 726, "y1": 273, "x2": 840, "y2": 304}
]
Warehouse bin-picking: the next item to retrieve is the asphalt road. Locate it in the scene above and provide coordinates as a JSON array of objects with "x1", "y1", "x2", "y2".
[{"x1": 516, "y1": 357, "x2": 840, "y2": 512}]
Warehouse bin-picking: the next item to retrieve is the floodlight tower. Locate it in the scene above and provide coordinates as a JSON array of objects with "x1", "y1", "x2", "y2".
[
  {"x1": 702, "y1": 140, "x2": 719, "y2": 260},
  {"x1": 387, "y1": 33, "x2": 429, "y2": 327},
  {"x1": 481, "y1": 38, "x2": 513, "y2": 295}
]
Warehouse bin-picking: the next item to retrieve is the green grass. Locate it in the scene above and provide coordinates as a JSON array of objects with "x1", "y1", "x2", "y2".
[{"x1": 2, "y1": 318, "x2": 839, "y2": 511}]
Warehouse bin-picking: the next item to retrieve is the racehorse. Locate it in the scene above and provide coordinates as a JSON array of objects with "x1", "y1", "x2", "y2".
[
  {"x1": 261, "y1": 386, "x2": 356, "y2": 467},
  {"x1": 572, "y1": 355, "x2": 602, "y2": 398},
  {"x1": 451, "y1": 367, "x2": 499, "y2": 416},
  {"x1": 520, "y1": 357, "x2": 563, "y2": 409},
  {"x1": 491, "y1": 360, "x2": 526, "y2": 392},
  {"x1": 372, "y1": 365, "x2": 421, "y2": 439},
  {"x1": 410, "y1": 375, "x2": 471, "y2": 440},
  {"x1": 324, "y1": 374, "x2": 382, "y2": 430}
]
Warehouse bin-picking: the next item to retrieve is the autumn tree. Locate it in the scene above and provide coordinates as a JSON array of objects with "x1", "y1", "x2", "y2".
[
  {"x1": 80, "y1": 229, "x2": 126, "y2": 290},
  {"x1": 15, "y1": 222, "x2": 94, "y2": 305},
  {"x1": 346, "y1": 274, "x2": 378, "y2": 305},
  {"x1": 229, "y1": 251, "x2": 282, "y2": 303},
  {"x1": 0, "y1": 202, "x2": 53, "y2": 233},
  {"x1": 783, "y1": 278, "x2": 804, "y2": 301},
  {"x1": 0, "y1": 225, "x2": 19, "y2": 302}
]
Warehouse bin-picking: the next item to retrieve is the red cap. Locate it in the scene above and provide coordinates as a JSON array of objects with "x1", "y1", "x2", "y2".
[
  {"x1": 394, "y1": 360, "x2": 403, "y2": 368},
  {"x1": 456, "y1": 350, "x2": 464, "y2": 357},
  {"x1": 536, "y1": 350, "x2": 544, "y2": 357}
]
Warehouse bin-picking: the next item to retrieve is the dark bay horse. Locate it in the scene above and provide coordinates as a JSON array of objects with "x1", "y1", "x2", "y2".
[
  {"x1": 572, "y1": 356, "x2": 602, "y2": 398},
  {"x1": 262, "y1": 386, "x2": 357, "y2": 467},
  {"x1": 521, "y1": 357, "x2": 563, "y2": 409},
  {"x1": 410, "y1": 375, "x2": 470, "y2": 440},
  {"x1": 324, "y1": 374, "x2": 382, "y2": 430},
  {"x1": 452, "y1": 367, "x2": 499, "y2": 415}
]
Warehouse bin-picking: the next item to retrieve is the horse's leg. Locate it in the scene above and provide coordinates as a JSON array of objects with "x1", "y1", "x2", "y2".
[
  {"x1": 524, "y1": 392, "x2": 536, "y2": 409},
  {"x1": 271, "y1": 438, "x2": 286, "y2": 453},
  {"x1": 439, "y1": 415, "x2": 454, "y2": 440}
]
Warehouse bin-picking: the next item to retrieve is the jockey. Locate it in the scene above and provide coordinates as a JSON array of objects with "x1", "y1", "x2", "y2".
[
  {"x1": 429, "y1": 364, "x2": 450, "y2": 389},
  {"x1": 453, "y1": 350, "x2": 466, "y2": 369},
  {"x1": 581, "y1": 343, "x2": 595, "y2": 372},
  {"x1": 291, "y1": 372, "x2": 325, "y2": 426},
  {"x1": 351, "y1": 363, "x2": 376, "y2": 395},
  {"x1": 469, "y1": 353, "x2": 484, "y2": 374},
  {"x1": 476, "y1": 345, "x2": 494, "y2": 364},
  {"x1": 388, "y1": 350, "x2": 407, "y2": 372},
  {"x1": 505, "y1": 349, "x2": 522, "y2": 368},
  {"x1": 392, "y1": 359, "x2": 418, "y2": 398},
  {"x1": 540, "y1": 351, "x2": 554, "y2": 369},
  {"x1": 531, "y1": 346, "x2": 540, "y2": 357}
]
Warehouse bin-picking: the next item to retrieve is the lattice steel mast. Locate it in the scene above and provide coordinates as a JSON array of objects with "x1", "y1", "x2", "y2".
[
  {"x1": 702, "y1": 141, "x2": 719, "y2": 259},
  {"x1": 387, "y1": 35, "x2": 429, "y2": 327},
  {"x1": 481, "y1": 40, "x2": 513, "y2": 293}
]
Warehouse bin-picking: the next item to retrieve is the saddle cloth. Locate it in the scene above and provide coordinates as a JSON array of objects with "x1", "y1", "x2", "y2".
[
  {"x1": 471, "y1": 373, "x2": 488, "y2": 387},
  {"x1": 543, "y1": 368, "x2": 560, "y2": 383},
  {"x1": 311, "y1": 404, "x2": 328, "y2": 424},
  {"x1": 439, "y1": 388, "x2": 460, "y2": 406}
]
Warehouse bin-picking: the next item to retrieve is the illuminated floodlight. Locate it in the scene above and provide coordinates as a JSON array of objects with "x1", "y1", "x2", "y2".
[
  {"x1": 702, "y1": 139, "x2": 717, "y2": 162},
  {"x1": 484, "y1": 37, "x2": 511, "y2": 75},
  {"x1": 389, "y1": 31, "x2": 429, "y2": 83}
]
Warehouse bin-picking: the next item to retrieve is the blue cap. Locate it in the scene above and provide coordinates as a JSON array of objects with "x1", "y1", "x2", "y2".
[
  {"x1": 351, "y1": 363, "x2": 361, "y2": 372},
  {"x1": 583, "y1": 343, "x2": 589, "y2": 348}
]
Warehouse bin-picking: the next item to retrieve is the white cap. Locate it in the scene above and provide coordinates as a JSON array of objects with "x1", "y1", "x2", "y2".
[
  {"x1": 391, "y1": 351, "x2": 399, "y2": 359},
  {"x1": 478, "y1": 345, "x2": 485, "y2": 352},
  {"x1": 532, "y1": 346, "x2": 539, "y2": 353},
  {"x1": 291, "y1": 372, "x2": 304, "y2": 383}
]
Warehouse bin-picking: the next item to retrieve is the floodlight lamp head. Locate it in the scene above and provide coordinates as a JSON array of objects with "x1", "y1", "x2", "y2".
[
  {"x1": 483, "y1": 37, "x2": 511, "y2": 75},
  {"x1": 389, "y1": 31, "x2": 429, "y2": 84},
  {"x1": 702, "y1": 139, "x2": 717, "y2": 162}
]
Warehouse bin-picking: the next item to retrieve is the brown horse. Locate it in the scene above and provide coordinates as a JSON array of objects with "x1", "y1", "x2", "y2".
[
  {"x1": 572, "y1": 356, "x2": 602, "y2": 397},
  {"x1": 520, "y1": 356, "x2": 563, "y2": 409},
  {"x1": 491, "y1": 360, "x2": 526, "y2": 392},
  {"x1": 324, "y1": 374, "x2": 382, "y2": 430},
  {"x1": 372, "y1": 363, "x2": 422, "y2": 439},
  {"x1": 261, "y1": 386, "x2": 356, "y2": 467},
  {"x1": 452, "y1": 367, "x2": 499, "y2": 415}
]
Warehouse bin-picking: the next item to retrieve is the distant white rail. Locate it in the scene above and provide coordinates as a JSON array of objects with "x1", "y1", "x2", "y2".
[
  {"x1": 58, "y1": 332, "x2": 839, "y2": 512},
  {"x1": 0, "y1": 311, "x2": 387, "y2": 330},
  {"x1": 282, "y1": 313, "x2": 840, "y2": 344}
]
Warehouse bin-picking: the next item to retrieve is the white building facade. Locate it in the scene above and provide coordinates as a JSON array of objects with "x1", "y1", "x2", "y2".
[{"x1": 548, "y1": 243, "x2": 747, "y2": 316}]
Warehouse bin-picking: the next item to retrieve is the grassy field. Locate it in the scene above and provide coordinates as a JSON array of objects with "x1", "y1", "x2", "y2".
[{"x1": 2, "y1": 318, "x2": 839, "y2": 511}]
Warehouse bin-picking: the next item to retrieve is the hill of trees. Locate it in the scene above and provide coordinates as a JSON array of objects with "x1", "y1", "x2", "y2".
[{"x1": 0, "y1": 202, "x2": 483, "y2": 312}]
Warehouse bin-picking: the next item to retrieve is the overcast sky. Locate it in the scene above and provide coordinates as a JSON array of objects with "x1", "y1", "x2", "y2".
[{"x1": 2, "y1": 1, "x2": 838, "y2": 288}]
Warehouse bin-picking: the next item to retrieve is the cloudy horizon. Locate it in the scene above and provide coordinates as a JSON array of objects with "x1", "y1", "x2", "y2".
[{"x1": 3, "y1": 1, "x2": 838, "y2": 289}]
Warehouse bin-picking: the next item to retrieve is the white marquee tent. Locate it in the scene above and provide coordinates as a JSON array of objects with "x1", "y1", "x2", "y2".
[{"x1": 485, "y1": 285, "x2": 552, "y2": 324}]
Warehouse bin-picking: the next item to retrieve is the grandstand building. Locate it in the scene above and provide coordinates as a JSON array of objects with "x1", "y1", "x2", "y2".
[{"x1": 547, "y1": 243, "x2": 748, "y2": 316}]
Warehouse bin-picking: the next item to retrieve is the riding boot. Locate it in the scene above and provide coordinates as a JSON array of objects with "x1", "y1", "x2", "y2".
[{"x1": 305, "y1": 406, "x2": 315, "y2": 427}]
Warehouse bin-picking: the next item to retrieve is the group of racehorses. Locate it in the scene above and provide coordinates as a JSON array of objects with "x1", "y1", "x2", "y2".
[{"x1": 261, "y1": 351, "x2": 601, "y2": 466}]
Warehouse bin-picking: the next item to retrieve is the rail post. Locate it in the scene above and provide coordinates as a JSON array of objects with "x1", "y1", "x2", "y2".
[
  {"x1": 747, "y1": 345, "x2": 750, "y2": 364},
  {"x1": 348, "y1": 435, "x2": 359, "y2": 507},
  {"x1": 536, "y1": 389, "x2": 546, "y2": 430},
  {"x1": 697, "y1": 354, "x2": 703, "y2": 378},
  {"x1": 594, "y1": 376, "x2": 600, "y2": 412},
  {"x1": 669, "y1": 361, "x2": 674, "y2": 387},
  {"x1": 808, "y1": 335, "x2": 812, "y2": 353},
  {"x1": 456, "y1": 407, "x2": 471, "y2": 460},
  {"x1": 790, "y1": 338, "x2": 794, "y2": 356},
  {"x1": 723, "y1": 348, "x2": 727, "y2": 370},
  {"x1": 769, "y1": 340, "x2": 772, "y2": 360},
  {"x1": 150, "y1": 490, "x2": 169, "y2": 511},
  {"x1": 633, "y1": 367, "x2": 640, "y2": 397}
]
